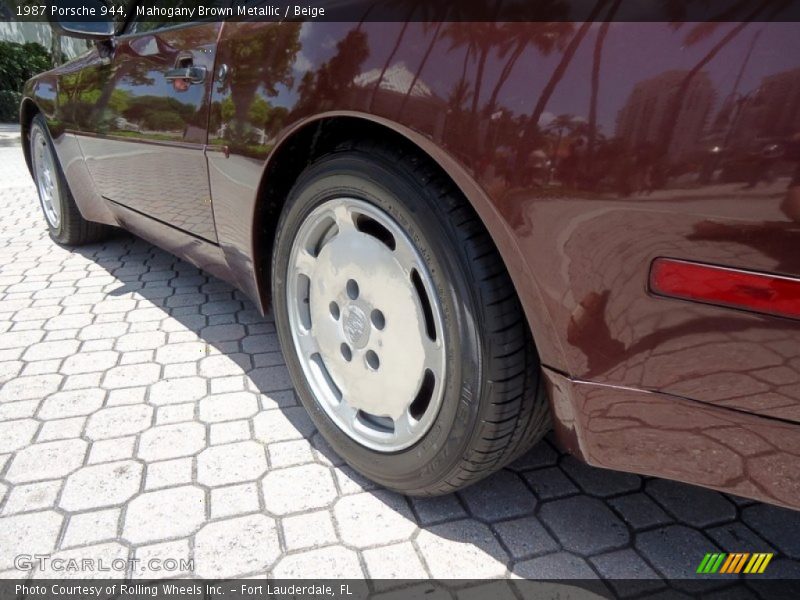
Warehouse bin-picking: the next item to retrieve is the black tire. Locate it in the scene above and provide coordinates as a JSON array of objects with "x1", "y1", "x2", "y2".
[
  {"x1": 272, "y1": 141, "x2": 550, "y2": 495},
  {"x1": 29, "y1": 114, "x2": 111, "y2": 246}
]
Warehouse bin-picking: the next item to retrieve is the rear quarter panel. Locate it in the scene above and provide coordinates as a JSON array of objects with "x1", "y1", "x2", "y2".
[{"x1": 207, "y1": 19, "x2": 800, "y2": 421}]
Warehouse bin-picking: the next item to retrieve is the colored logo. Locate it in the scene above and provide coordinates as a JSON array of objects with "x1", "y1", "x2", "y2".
[{"x1": 697, "y1": 553, "x2": 773, "y2": 574}]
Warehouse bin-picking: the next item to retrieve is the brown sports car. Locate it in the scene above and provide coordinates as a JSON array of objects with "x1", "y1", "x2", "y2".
[{"x1": 21, "y1": 2, "x2": 800, "y2": 507}]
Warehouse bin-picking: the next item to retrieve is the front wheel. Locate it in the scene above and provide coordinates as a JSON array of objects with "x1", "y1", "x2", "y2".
[
  {"x1": 29, "y1": 114, "x2": 110, "y2": 246},
  {"x1": 272, "y1": 142, "x2": 549, "y2": 495}
]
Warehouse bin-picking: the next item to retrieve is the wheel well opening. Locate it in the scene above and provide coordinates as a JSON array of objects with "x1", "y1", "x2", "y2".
[{"x1": 253, "y1": 117, "x2": 458, "y2": 311}]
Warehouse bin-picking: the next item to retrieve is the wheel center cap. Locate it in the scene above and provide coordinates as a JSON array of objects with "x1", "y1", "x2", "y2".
[{"x1": 342, "y1": 304, "x2": 370, "y2": 349}]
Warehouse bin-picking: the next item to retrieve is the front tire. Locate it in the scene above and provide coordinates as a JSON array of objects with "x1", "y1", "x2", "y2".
[
  {"x1": 29, "y1": 114, "x2": 110, "y2": 246},
  {"x1": 272, "y1": 142, "x2": 549, "y2": 495}
]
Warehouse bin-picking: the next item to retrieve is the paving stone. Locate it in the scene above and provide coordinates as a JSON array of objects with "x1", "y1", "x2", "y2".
[
  {"x1": 646, "y1": 479, "x2": 736, "y2": 528},
  {"x1": 272, "y1": 546, "x2": 363, "y2": 578},
  {"x1": 261, "y1": 464, "x2": 337, "y2": 515},
  {"x1": 60, "y1": 350, "x2": 119, "y2": 375},
  {"x1": 411, "y1": 495, "x2": 467, "y2": 526},
  {"x1": 281, "y1": 510, "x2": 338, "y2": 551},
  {"x1": 0, "y1": 511, "x2": 63, "y2": 570},
  {"x1": 148, "y1": 377, "x2": 207, "y2": 406},
  {"x1": 199, "y1": 354, "x2": 251, "y2": 377},
  {"x1": 133, "y1": 539, "x2": 192, "y2": 580},
  {"x1": 458, "y1": 470, "x2": 536, "y2": 521},
  {"x1": 194, "y1": 515, "x2": 280, "y2": 578},
  {"x1": 609, "y1": 492, "x2": 673, "y2": 530},
  {"x1": 145, "y1": 457, "x2": 193, "y2": 490},
  {"x1": 37, "y1": 416, "x2": 85, "y2": 441},
  {"x1": 197, "y1": 441, "x2": 267, "y2": 486},
  {"x1": 33, "y1": 542, "x2": 128, "y2": 578},
  {"x1": 154, "y1": 342, "x2": 208, "y2": 365},
  {"x1": 60, "y1": 460, "x2": 143, "y2": 511},
  {"x1": 5, "y1": 438, "x2": 87, "y2": 483},
  {"x1": 199, "y1": 392, "x2": 259, "y2": 422},
  {"x1": 102, "y1": 363, "x2": 161, "y2": 389},
  {"x1": 22, "y1": 339, "x2": 79, "y2": 361},
  {"x1": 636, "y1": 526, "x2": 723, "y2": 586},
  {"x1": 253, "y1": 407, "x2": 315, "y2": 443},
  {"x1": 364, "y1": 541, "x2": 428, "y2": 579},
  {"x1": 523, "y1": 466, "x2": 579, "y2": 500},
  {"x1": 106, "y1": 386, "x2": 147, "y2": 406},
  {"x1": 561, "y1": 456, "x2": 641, "y2": 497},
  {"x1": 85, "y1": 404, "x2": 153, "y2": 440},
  {"x1": 742, "y1": 504, "x2": 800, "y2": 559},
  {"x1": 0, "y1": 419, "x2": 38, "y2": 453},
  {"x1": 416, "y1": 520, "x2": 508, "y2": 579},
  {"x1": 507, "y1": 439, "x2": 560, "y2": 471},
  {"x1": 514, "y1": 552, "x2": 599, "y2": 579},
  {"x1": 706, "y1": 522, "x2": 774, "y2": 555},
  {"x1": 493, "y1": 516, "x2": 559, "y2": 559},
  {"x1": 0, "y1": 360, "x2": 23, "y2": 384},
  {"x1": 539, "y1": 496, "x2": 629, "y2": 555},
  {"x1": 210, "y1": 420, "x2": 251, "y2": 445},
  {"x1": 0, "y1": 374, "x2": 62, "y2": 402},
  {"x1": 333, "y1": 491, "x2": 416, "y2": 548},
  {"x1": 200, "y1": 324, "x2": 245, "y2": 342},
  {"x1": 591, "y1": 549, "x2": 664, "y2": 596},
  {"x1": 38, "y1": 388, "x2": 105, "y2": 419},
  {"x1": 137, "y1": 421, "x2": 207, "y2": 461},
  {"x1": 0, "y1": 399, "x2": 38, "y2": 420},
  {"x1": 1, "y1": 480, "x2": 61, "y2": 515},
  {"x1": 61, "y1": 508, "x2": 121, "y2": 549},
  {"x1": 210, "y1": 483, "x2": 261, "y2": 519},
  {"x1": 88, "y1": 436, "x2": 136, "y2": 464},
  {"x1": 122, "y1": 486, "x2": 206, "y2": 544},
  {"x1": 334, "y1": 464, "x2": 380, "y2": 495},
  {"x1": 156, "y1": 402, "x2": 195, "y2": 425},
  {"x1": 116, "y1": 331, "x2": 166, "y2": 352},
  {"x1": 247, "y1": 366, "x2": 293, "y2": 392},
  {"x1": 267, "y1": 440, "x2": 314, "y2": 468}
]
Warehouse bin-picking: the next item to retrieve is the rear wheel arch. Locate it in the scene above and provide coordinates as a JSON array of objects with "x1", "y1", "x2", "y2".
[{"x1": 250, "y1": 113, "x2": 567, "y2": 373}]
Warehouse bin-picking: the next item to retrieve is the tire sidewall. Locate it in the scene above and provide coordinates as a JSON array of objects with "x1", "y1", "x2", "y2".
[
  {"x1": 30, "y1": 117, "x2": 67, "y2": 240},
  {"x1": 272, "y1": 152, "x2": 487, "y2": 493}
]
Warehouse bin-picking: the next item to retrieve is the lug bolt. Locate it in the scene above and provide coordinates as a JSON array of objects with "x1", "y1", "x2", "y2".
[{"x1": 341, "y1": 343, "x2": 352, "y2": 362}]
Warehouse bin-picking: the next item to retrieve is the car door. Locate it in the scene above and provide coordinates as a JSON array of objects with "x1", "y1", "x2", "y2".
[{"x1": 75, "y1": 15, "x2": 222, "y2": 242}]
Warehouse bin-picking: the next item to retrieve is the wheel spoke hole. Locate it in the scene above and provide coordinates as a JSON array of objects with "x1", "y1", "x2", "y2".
[
  {"x1": 411, "y1": 268, "x2": 437, "y2": 341},
  {"x1": 357, "y1": 410, "x2": 394, "y2": 433},
  {"x1": 365, "y1": 350, "x2": 380, "y2": 370},
  {"x1": 355, "y1": 213, "x2": 396, "y2": 250},
  {"x1": 296, "y1": 274, "x2": 312, "y2": 329},
  {"x1": 340, "y1": 343, "x2": 352, "y2": 362},
  {"x1": 346, "y1": 279, "x2": 359, "y2": 300},
  {"x1": 309, "y1": 353, "x2": 342, "y2": 401},
  {"x1": 304, "y1": 216, "x2": 337, "y2": 257},
  {"x1": 370, "y1": 309, "x2": 385, "y2": 330},
  {"x1": 330, "y1": 301, "x2": 340, "y2": 320},
  {"x1": 409, "y1": 369, "x2": 435, "y2": 420}
]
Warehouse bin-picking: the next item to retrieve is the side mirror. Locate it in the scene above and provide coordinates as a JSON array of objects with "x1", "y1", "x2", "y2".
[{"x1": 50, "y1": 0, "x2": 115, "y2": 40}]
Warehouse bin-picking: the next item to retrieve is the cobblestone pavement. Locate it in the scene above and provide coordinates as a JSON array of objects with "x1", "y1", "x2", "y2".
[{"x1": 0, "y1": 141, "x2": 799, "y2": 594}]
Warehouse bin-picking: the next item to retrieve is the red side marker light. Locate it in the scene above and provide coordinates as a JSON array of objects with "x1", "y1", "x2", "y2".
[{"x1": 649, "y1": 258, "x2": 800, "y2": 320}]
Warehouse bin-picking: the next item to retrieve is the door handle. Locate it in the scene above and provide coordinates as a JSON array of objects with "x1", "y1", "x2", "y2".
[{"x1": 165, "y1": 66, "x2": 207, "y2": 84}]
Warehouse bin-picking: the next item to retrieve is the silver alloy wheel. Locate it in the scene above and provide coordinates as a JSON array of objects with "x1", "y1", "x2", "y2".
[
  {"x1": 286, "y1": 197, "x2": 446, "y2": 452},
  {"x1": 31, "y1": 127, "x2": 62, "y2": 229}
]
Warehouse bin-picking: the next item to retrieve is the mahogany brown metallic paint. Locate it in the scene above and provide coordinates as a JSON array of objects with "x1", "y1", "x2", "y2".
[{"x1": 21, "y1": 16, "x2": 800, "y2": 508}]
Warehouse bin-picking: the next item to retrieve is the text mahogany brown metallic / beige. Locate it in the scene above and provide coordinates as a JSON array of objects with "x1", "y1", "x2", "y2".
[{"x1": 21, "y1": 7, "x2": 800, "y2": 506}]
